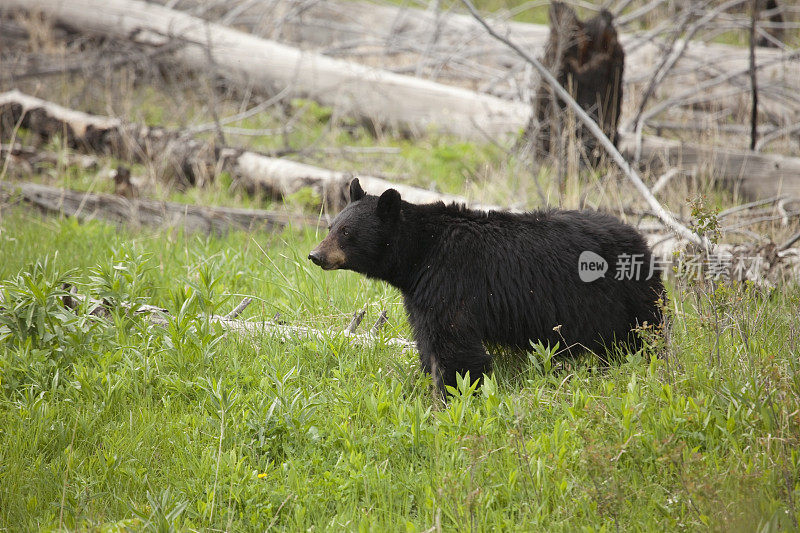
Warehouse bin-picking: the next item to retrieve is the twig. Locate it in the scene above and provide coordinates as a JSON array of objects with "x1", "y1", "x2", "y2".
[
  {"x1": 416, "y1": 0, "x2": 443, "y2": 78},
  {"x1": 646, "y1": 120, "x2": 775, "y2": 136},
  {"x1": 630, "y1": 3, "x2": 698, "y2": 138},
  {"x1": 624, "y1": 49, "x2": 800, "y2": 136},
  {"x1": 611, "y1": 0, "x2": 638, "y2": 17},
  {"x1": 371, "y1": 310, "x2": 388, "y2": 333},
  {"x1": 265, "y1": 494, "x2": 295, "y2": 532},
  {"x1": 777, "y1": 197, "x2": 790, "y2": 226},
  {"x1": 221, "y1": 0, "x2": 261, "y2": 25},
  {"x1": 460, "y1": 0, "x2": 705, "y2": 247},
  {"x1": 779, "y1": 231, "x2": 800, "y2": 252},
  {"x1": 615, "y1": 0, "x2": 667, "y2": 26},
  {"x1": 217, "y1": 126, "x2": 285, "y2": 136},
  {"x1": 225, "y1": 297, "x2": 252, "y2": 320},
  {"x1": 203, "y1": 22, "x2": 227, "y2": 149},
  {"x1": 722, "y1": 212, "x2": 800, "y2": 232},
  {"x1": 632, "y1": 0, "x2": 748, "y2": 162},
  {"x1": 755, "y1": 121, "x2": 800, "y2": 151},
  {"x1": 185, "y1": 86, "x2": 291, "y2": 135},
  {"x1": 650, "y1": 168, "x2": 681, "y2": 195},
  {"x1": 717, "y1": 195, "x2": 789, "y2": 219},
  {"x1": 346, "y1": 308, "x2": 366, "y2": 334}
]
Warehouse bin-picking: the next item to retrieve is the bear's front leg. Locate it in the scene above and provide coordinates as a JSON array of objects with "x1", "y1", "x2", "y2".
[{"x1": 416, "y1": 332, "x2": 492, "y2": 396}]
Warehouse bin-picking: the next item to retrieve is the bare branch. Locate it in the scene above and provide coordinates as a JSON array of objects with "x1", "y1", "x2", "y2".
[
  {"x1": 225, "y1": 297, "x2": 253, "y2": 320},
  {"x1": 779, "y1": 231, "x2": 800, "y2": 252},
  {"x1": 371, "y1": 310, "x2": 389, "y2": 333},
  {"x1": 346, "y1": 309, "x2": 366, "y2": 334},
  {"x1": 755, "y1": 121, "x2": 800, "y2": 151},
  {"x1": 460, "y1": 0, "x2": 705, "y2": 247}
]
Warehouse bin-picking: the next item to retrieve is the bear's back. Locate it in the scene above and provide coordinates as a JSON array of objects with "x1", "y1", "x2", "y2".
[{"x1": 405, "y1": 205, "x2": 662, "y2": 353}]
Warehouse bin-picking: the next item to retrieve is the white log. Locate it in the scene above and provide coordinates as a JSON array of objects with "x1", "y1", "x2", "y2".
[
  {"x1": 230, "y1": 0, "x2": 800, "y2": 121},
  {"x1": 233, "y1": 152, "x2": 498, "y2": 208},
  {"x1": 2, "y1": 0, "x2": 530, "y2": 141}
]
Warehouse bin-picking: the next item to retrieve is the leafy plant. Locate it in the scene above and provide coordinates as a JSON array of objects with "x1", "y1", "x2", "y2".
[
  {"x1": 132, "y1": 488, "x2": 189, "y2": 533},
  {"x1": 0, "y1": 258, "x2": 107, "y2": 396},
  {"x1": 88, "y1": 248, "x2": 155, "y2": 312}
]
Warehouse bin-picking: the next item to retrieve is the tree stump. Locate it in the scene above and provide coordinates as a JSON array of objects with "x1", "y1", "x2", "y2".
[{"x1": 528, "y1": 2, "x2": 624, "y2": 166}]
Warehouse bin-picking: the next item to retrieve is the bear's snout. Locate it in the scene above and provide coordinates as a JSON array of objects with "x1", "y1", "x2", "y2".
[
  {"x1": 308, "y1": 250, "x2": 324, "y2": 266},
  {"x1": 308, "y1": 239, "x2": 347, "y2": 270}
]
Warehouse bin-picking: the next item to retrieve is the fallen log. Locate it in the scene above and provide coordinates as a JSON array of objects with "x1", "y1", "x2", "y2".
[
  {"x1": 0, "y1": 181, "x2": 320, "y2": 234},
  {"x1": 1, "y1": 0, "x2": 528, "y2": 141},
  {"x1": 214, "y1": 0, "x2": 799, "y2": 123},
  {"x1": 0, "y1": 90, "x2": 489, "y2": 209},
  {"x1": 53, "y1": 287, "x2": 416, "y2": 350},
  {"x1": 232, "y1": 152, "x2": 496, "y2": 209},
  {"x1": 0, "y1": 89, "x2": 219, "y2": 186},
  {"x1": 177, "y1": 315, "x2": 415, "y2": 351},
  {"x1": 620, "y1": 134, "x2": 800, "y2": 199}
]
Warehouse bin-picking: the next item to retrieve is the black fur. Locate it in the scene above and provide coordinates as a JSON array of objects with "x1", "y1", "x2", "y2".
[{"x1": 310, "y1": 179, "x2": 665, "y2": 393}]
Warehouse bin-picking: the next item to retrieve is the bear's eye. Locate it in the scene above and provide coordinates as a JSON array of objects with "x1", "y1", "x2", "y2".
[{"x1": 341, "y1": 227, "x2": 350, "y2": 237}]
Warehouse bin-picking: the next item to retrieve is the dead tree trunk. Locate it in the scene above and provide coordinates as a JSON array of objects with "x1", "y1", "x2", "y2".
[{"x1": 530, "y1": 2, "x2": 624, "y2": 165}]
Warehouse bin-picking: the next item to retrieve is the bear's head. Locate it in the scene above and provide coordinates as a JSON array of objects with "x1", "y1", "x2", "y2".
[{"x1": 308, "y1": 178, "x2": 401, "y2": 276}]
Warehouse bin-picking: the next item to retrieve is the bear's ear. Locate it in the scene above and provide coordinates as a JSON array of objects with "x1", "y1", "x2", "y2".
[
  {"x1": 377, "y1": 189, "x2": 401, "y2": 221},
  {"x1": 349, "y1": 178, "x2": 366, "y2": 202}
]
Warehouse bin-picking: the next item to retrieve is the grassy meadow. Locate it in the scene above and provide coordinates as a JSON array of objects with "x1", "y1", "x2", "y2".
[
  {"x1": 2, "y1": 0, "x2": 800, "y2": 529},
  {"x1": 1, "y1": 206, "x2": 799, "y2": 531}
]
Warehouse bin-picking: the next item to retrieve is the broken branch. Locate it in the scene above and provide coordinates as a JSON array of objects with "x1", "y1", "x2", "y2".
[{"x1": 460, "y1": 0, "x2": 705, "y2": 247}]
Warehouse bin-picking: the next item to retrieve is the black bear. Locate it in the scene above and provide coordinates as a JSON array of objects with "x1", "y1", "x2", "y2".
[{"x1": 309, "y1": 179, "x2": 664, "y2": 393}]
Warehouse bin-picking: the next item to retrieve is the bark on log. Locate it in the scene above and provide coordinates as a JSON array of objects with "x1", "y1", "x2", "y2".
[
  {"x1": 0, "y1": 90, "x2": 488, "y2": 210},
  {"x1": 1, "y1": 0, "x2": 528, "y2": 141},
  {"x1": 531, "y1": 3, "x2": 624, "y2": 163},
  {"x1": 0, "y1": 181, "x2": 319, "y2": 234}
]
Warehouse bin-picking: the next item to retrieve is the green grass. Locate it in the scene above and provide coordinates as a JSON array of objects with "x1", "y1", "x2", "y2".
[{"x1": 1, "y1": 207, "x2": 799, "y2": 531}]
